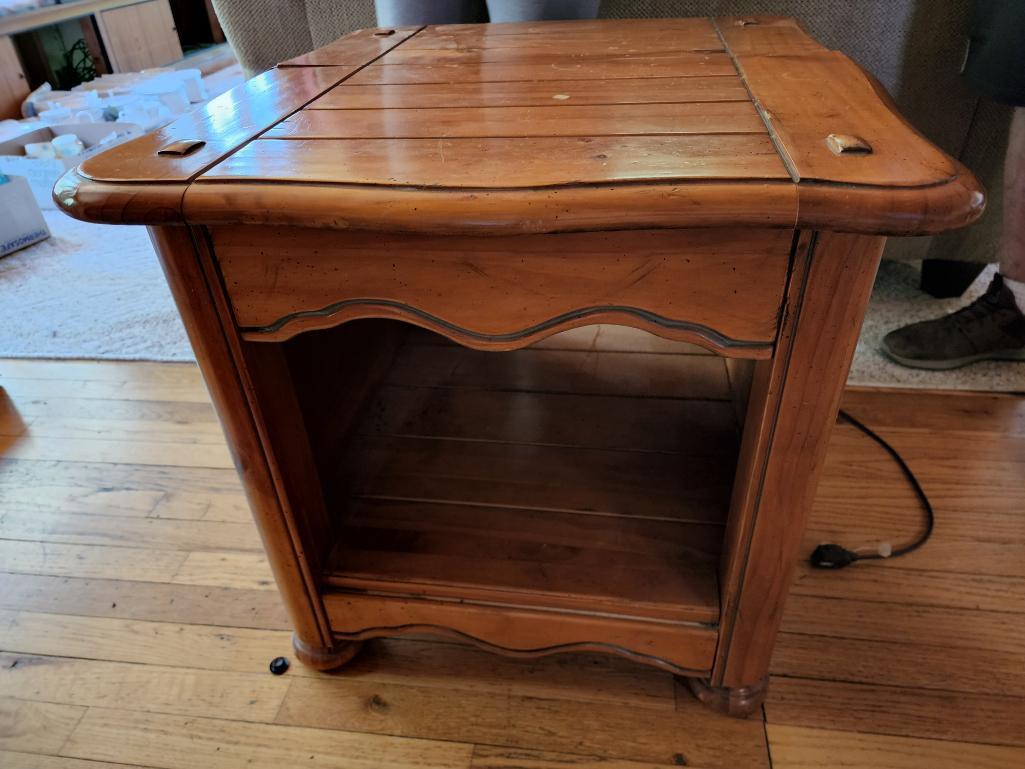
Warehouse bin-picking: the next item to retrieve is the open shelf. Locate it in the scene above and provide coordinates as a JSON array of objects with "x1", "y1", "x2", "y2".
[{"x1": 316, "y1": 325, "x2": 741, "y2": 627}]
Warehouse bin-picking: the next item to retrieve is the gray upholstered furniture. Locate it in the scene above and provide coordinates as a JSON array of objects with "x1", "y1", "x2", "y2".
[{"x1": 210, "y1": 0, "x2": 1012, "y2": 283}]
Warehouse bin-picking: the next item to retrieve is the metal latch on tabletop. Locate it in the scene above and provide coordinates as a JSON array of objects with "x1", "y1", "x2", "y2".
[
  {"x1": 825, "y1": 134, "x2": 873, "y2": 156},
  {"x1": 157, "y1": 139, "x2": 207, "y2": 157}
]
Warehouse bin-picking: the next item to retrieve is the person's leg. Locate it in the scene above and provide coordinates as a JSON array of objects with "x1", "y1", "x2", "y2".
[
  {"x1": 880, "y1": 108, "x2": 1025, "y2": 369},
  {"x1": 880, "y1": 3, "x2": 1025, "y2": 370}
]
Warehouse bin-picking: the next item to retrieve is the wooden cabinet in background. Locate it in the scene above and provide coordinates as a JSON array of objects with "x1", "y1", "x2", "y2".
[
  {"x1": 0, "y1": 35, "x2": 29, "y2": 120},
  {"x1": 95, "y1": 0, "x2": 182, "y2": 72}
]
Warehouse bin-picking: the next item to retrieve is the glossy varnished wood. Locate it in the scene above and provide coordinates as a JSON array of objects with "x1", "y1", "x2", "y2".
[
  {"x1": 264, "y1": 101, "x2": 765, "y2": 138},
  {"x1": 55, "y1": 16, "x2": 984, "y2": 235},
  {"x1": 715, "y1": 231, "x2": 885, "y2": 691},
  {"x1": 278, "y1": 25, "x2": 422, "y2": 67},
  {"x1": 201, "y1": 134, "x2": 787, "y2": 187},
  {"x1": 212, "y1": 226, "x2": 790, "y2": 351},
  {"x1": 347, "y1": 52, "x2": 739, "y2": 84},
  {"x1": 76, "y1": 66, "x2": 355, "y2": 183},
  {"x1": 182, "y1": 181, "x2": 800, "y2": 235},
  {"x1": 308, "y1": 76, "x2": 750, "y2": 109},
  {"x1": 50, "y1": 15, "x2": 988, "y2": 723}
]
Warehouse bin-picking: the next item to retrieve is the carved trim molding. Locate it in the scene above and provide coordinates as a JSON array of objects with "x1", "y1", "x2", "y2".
[
  {"x1": 331, "y1": 622, "x2": 711, "y2": 677},
  {"x1": 241, "y1": 298, "x2": 774, "y2": 357}
]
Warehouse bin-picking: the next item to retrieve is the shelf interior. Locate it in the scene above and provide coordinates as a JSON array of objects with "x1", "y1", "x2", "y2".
[{"x1": 318, "y1": 325, "x2": 741, "y2": 625}]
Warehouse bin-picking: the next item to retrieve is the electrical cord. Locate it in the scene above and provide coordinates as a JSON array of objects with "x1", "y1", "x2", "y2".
[{"x1": 809, "y1": 409, "x2": 935, "y2": 569}]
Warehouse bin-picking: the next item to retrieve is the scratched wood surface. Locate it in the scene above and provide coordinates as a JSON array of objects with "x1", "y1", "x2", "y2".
[
  {"x1": 2, "y1": 347, "x2": 1023, "y2": 768},
  {"x1": 60, "y1": 17, "x2": 983, "y2": 236}
]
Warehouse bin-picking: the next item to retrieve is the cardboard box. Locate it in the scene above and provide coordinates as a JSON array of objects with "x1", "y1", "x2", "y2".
[
  {"x1": 0, "y1": 122, "x2": 140, "y2": 209},
  {"x1": 0, "y1": 174, "x2": 50, "y2": 257}
]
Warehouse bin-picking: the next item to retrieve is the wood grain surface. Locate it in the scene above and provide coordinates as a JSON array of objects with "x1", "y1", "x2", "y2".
[
  {"x1": 56, "y1": 16, "x2": 984, "y2": 235},
  {"x1": 212, "y1": 225, "x2": 790, "y2": 350},
  {"x1": 2, "y1": 353, "x2": 1023, "y2": 767},
  {"x1": 201, "y1": 134, "x2": 788, "y2": 187}
]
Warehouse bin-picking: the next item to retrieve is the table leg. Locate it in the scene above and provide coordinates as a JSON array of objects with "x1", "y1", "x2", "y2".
[
  {"x1": 148, "y1": 225, "x2": 335, "y2": 663},
  {"x1": 696, "y1": 231, "x2": 885, "y2": 716}
]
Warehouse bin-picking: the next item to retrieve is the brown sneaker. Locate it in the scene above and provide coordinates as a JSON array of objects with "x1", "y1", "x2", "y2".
[{"x1": 881, "y1": 274, "x2": 1025, "y2": 370}]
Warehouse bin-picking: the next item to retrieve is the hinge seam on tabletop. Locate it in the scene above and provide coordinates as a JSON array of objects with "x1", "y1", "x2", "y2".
[{"x1": 712, "y1": 17, "x2": 801, "y2": 185}]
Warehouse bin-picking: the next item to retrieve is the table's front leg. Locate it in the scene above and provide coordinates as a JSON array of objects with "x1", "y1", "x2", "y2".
[
  {"x1": 148, "y1": 225, "x2": 354, "y2": 670},
  {"x1": 700, "y1": 231, "x2": 885, "y2": 716}
]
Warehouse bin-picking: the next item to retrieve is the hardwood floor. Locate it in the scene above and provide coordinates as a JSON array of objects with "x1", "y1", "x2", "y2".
[{"x1": 1, "y1": 329, "x2": 1023, "y2": 768}]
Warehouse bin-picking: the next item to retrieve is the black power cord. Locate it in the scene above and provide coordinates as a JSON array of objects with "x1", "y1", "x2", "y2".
[{"x1": 809, "y1": 409, "x2": 935, "y2": 569}]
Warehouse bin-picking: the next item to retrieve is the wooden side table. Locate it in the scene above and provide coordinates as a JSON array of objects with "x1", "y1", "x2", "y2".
[{"x1": 55, "y1": 16, "x2": 983, "y2": 717}]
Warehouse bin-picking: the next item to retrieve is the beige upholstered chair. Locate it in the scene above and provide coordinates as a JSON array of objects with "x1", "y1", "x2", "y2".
[{"x1": 211, "y1": 0, "x2": 1013, "y2": 295}]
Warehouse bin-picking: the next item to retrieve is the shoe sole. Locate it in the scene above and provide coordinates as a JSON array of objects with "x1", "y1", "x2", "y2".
[{"x1": 881, "y1": 344, "x2": 1025, "y2": 371}]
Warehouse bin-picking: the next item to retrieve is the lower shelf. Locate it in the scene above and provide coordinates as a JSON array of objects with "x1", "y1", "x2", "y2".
[
  {"x1": 325, "y1": 496, "x2": 723, "y2": 623},
  {"x1": 321, "y1": 327, "x2": 739, "y2": 630}
]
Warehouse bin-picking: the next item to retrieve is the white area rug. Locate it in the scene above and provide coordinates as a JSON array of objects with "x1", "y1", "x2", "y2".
[
  {"x1": 0, "y1": 212, "x2": 192, "y2": 361},
  {"x1": 1, "y1": 211, "x2": 1023, "y2": 392}
]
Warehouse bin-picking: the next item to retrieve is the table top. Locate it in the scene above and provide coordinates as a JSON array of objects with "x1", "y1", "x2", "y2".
[{"x1": 56, "y1": 16, "x2": 983, "y2": 236}]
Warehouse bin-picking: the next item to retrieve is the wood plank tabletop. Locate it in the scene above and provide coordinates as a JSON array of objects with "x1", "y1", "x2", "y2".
[{"x1": 60, "y1": 16, "x2": 983, "y2": 235}]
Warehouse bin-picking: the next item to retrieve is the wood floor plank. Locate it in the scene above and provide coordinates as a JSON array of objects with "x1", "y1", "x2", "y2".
[
  {"x1": 61, "y1": 708, "x2": 474, "y2": 769},
  {"x1": 0, "y1": 698, "x2": 85, "y2": 754},
  {"x1": 4, "y1": 395, "x2": 215, "y2": 424},
  {"x1": 469, "y1": 745, "x2": 683, "y2": 768},
  {"x1": 765, "y1": 677, "x2": 1025, "y2": 748},
  {"x1": 0, "y1": 359, "x2": 201, "y2": 385},
  {"x1": 0, "y1": 653, "x2": 287, "y2": 722},
  {"x1": 1, "y1": 435, "x2": 233, "y2": 469},
  {"x1": 275, "y1": 676, "x2": 769, "y2": 768},
  {"x1": 1, "y1": 355, "x2": 1022, "y2": 769},
  {"x1": 789, "y1": 560, "x2": 1025, "y2": 614},
  {"x1": 766, "y1": 724, "x2": 1025, "y2": 769},
  {"x1": 0, "y1": 751, "x2": 151, "y2": 769},
  {"x1": 0, "y1": 459, "x2": 242, "y2": 496},
  {"x1": 841, "y1": 388, "x2": 1025, "y2": 436},
  {"x1": 781, "y1": 595, "x2": 1025, "y2": 655},
  {"x1": 1, "y1": 378, "x2": 210, "y2": 404},
  {"x1": 0, "y1": 486, "x2": 165, "y2": 518},
  {"x1": 0, "y1": 610, "x2": 291, "y2": 675},
  {"x1": 6, "y1": 416, "x2": 226, "y2": 446},
  {"x1": 0, "y1": 573, "x2": 290, "y2": 630},
  {"x1": 0, "y1": 608, "x2": 674, "y2": 707},
  {"x1": 0, "y1": 541, "x2": 187, "y2": 583},
  {"x1": 0, "y1": 510, "x2": 262, "y2": 552},
  {"x1": 771, "y1": 632, "x2": 1025, "y2": 696},
  {"x1": 170, "y1": 551, "x2": 276, "y2": 590},
  {"x1": 148, "y1": 490, "x2": 253, "y2": 523}
]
